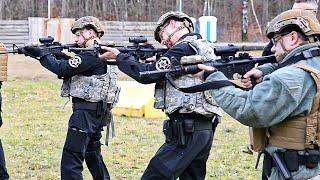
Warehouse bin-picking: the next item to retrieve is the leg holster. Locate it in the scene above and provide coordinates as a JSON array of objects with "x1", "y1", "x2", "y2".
[
  {"x1": 163, "y1": 116, "x2": 213, "y2": 147},
  {"x1": 163, "y1": 119, "x2": 173, "y2": 143},
  {"x1": 262, "y1": 152, "x2": 273, "y2": 180},
  {"x1": 162, "y1": 119, "x2": 187, "y2": 146}
]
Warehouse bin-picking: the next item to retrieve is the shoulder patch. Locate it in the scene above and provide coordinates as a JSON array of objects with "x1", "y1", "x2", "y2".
[{"x1": 69, "y1": 56, "x2": 82, "y2": 68}]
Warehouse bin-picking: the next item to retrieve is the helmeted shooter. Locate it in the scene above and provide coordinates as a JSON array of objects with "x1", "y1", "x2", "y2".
[
  {"x1": 266, "y1": 9, "x2": 320, "y2": 42},
  {"x1": 71, "y1": 16, "x2": 105, "y2": 38},
  {"x1": 154, "y1": 11, "x2": 194, "y2": 43}
]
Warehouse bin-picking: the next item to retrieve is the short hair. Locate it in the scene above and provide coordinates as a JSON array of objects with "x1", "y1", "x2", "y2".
[
  {"x1": 294, "y1": 0, "x2": 319, "y2": 9},
  {"x1": 280, "y1": 25, "x2": 307, "y2": 41}
]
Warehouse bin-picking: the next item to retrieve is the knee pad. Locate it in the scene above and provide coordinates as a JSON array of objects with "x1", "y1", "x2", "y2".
[
  {"x1": 87, "y1": 140, "x2": 101, "y2": 152},
  {"x1": 63, "y1": 127, "x2": 89, "y2": 153}
]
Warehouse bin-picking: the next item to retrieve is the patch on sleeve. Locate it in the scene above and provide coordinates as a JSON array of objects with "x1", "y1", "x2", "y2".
[{"x1": 69, "y1": 56, "x2": 82, "y2": 68}]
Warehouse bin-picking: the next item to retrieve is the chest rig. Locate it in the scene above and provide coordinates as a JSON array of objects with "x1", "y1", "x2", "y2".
[
  {"x1": 61, "y1": 65, "x2": 120, "y2": 108},
  {"x1": 251, "y1": 64, "x2": 320, "y2": 151},
  {"x1": 154, "y1": 35, "x2": 221, "y2": 116}
]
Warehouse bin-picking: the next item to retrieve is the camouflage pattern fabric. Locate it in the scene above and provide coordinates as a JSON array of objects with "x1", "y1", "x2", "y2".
[
  {"x1": 154, "y1": 36, "x2": 221, "y2": 116},
  {"x1": 60, "y1": 69, "x2": 120, "y2": 108}
]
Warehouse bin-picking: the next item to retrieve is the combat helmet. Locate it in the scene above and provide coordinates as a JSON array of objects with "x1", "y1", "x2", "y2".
[
  {"x1": 154, "y1": 11, "x2": 194, "y2": 43},
  {"x1": 71, "y1": 16, "x2": 105, "y2": 38},
  {"x1": 266, "y1": 9, "x2": 320, "y2": 42}
]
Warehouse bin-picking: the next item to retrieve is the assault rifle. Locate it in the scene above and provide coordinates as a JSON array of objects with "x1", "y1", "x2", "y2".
[
  {"x1": 0, "y1": 36, "x2": 77, "y2": 59},
  {"x1": 139, "y1": 44, "x2": 277, "y2": 92},
  {"x1": 0, "y1": 36, "x2": 167, "y2": 62},
  {"x1": 68, "y1": 36, "x2": 168, "y2": 61},
  {"x1": 140, "y1": 44, "x2": 276, "y2": 79}
]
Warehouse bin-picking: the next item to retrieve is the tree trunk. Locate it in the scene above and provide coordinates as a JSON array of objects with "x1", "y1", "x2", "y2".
[
  {"x1": 250, "y1": 0, "x2": 262, "y2": 39},
  {"x1": 0, "y1": 1, "x2": 3, "y2": 19},
  {"x1": 112, "y1": 0, "x2": 119, "y2": 21},
  {"x1": 242, "y1": 0, "x2": 249, "y2": 41},
  {"x1": 61, "y1": 0, "x2": 68, "y2": 17}
]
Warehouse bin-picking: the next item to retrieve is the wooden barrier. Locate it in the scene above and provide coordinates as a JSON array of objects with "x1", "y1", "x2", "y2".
[{"x1": 0, "y1": 20, "x2": 29, "y2": 47}]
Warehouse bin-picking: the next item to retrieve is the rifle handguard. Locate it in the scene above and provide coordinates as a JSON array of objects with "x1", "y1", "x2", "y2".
[{"x1": 180, "y1": 55, "x2": 204, "y2": 65}]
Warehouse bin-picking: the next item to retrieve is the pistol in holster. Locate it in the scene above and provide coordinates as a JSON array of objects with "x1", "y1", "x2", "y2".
[
  {"x1": 262, "y1": 150, "x2": 292, "y2": 179},
  {"x1": 271, "y1": 151, "x2": 292, "y2": 180},
  {"x1": 177, "y1": 119, "x2": 195, "y2": 147}
]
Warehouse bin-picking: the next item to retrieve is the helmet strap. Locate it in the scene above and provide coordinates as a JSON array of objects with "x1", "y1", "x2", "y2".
[
  {"x1": 306, "y1": 36, "x2": 320, "y2": 47},
  {"x1": 307, "y1": 36, "x2": 320, "y2": 43},
  {"x1": 80, "y1": 30, "x2": 96, "y2": 47},
  {"x1": 85, "y1": 38, "x2": 101, "y2": 48},
  {"x1": 166, "y1": 25, "x2": 187, "y2": 44},
  {"x1": 183, "y1": 19, "x2": 193, "y2": 33}
]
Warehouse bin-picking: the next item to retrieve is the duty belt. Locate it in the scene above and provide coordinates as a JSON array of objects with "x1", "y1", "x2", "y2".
[
  {"x1": 261, "y1": 149, "x2": 320, "y2": 179},
  {"x1": 163, "y1": 114, "x2": 214, "y2": 146},
  {"x1": 72, "y1": 102, "x2": 104, "y2": 116},
  {"x1": 275, "y1": 150, "x2": 320, "y2": 170},
  {"x1": 72, "y1": 101, "x2": 103, "y2": 112}
]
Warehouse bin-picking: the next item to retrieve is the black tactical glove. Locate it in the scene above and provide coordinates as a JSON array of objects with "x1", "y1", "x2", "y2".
[
  {"x1": 24, "y1": 46, "x2": 50, "y2": 59},
  {"x1": 42, "y1": 42, "x2": 71, "y2": 60},
  {"x1": 51, "y1": 50, "x2": 71, "y2": 60}
]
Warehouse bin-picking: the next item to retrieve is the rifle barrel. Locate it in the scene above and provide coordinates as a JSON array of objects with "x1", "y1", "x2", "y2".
[{"x1": 0, "y1": 50, "x2": 18, "y2": 54}]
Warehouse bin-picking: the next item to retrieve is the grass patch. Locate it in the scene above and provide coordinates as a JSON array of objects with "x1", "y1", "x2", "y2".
[{"x1": 1, "y1": 79, "x2": 261, "y2": 179}]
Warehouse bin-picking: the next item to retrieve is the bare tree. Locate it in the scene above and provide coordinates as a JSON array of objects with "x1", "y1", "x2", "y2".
[
  {"x1": 250, "y1": 0, "x2": 262, "y2": 39},
  {"x1": 112, "y1": 0, "x2": 119, "y2": 21},
  {"x1": 0, "y1": 0, "x2": 298, "y2": 42},
  {"x1": 242, "y1": 0, "x2": 249, "y2": 41},
  {"x1": 61, "y1": 0, "x2": 68, "y2": 17}
]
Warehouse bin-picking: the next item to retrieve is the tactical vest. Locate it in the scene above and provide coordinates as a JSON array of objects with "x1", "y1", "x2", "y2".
[
  {"x1": 250, "y1": 64, "x2": 320, "y2": 151},
  {"x1": 61, "y1": 65, "x2": 120, "y2": 108},
  {"x1": 154, "y1": 35, "x2": 221, "y2": 116}
]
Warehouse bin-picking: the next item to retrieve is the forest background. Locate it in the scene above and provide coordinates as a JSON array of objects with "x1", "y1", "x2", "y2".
[{"x1": 0, "y1": 0, "x2": 299, "y2": 42}]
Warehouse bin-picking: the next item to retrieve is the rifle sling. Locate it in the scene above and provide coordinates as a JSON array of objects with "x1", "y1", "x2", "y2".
[
  {"x1": 165, "y1": 73, "x2": 244, "y2": 93},
  {"x1": 104, "y1": 60, "x2": 117, "y2": 65},
  {"x1": 277, "y1": 48, "x2": 320, "y2": 69}
]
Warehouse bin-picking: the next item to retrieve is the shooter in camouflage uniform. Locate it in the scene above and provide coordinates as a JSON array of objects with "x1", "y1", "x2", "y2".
[
  {"x1": 100, "y1": 11, "x2": 221, "y2": 180},
  {"x1": 24, "y1": 16, "x2": 120, "y2": 180}
]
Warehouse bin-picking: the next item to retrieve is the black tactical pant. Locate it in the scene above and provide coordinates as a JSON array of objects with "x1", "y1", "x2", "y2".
[
  {"x1": 0, "y1": 140, "x2": 9, "y2": 180},
  {"x1": 142, "y1": 113, "x2": 218, "y2": 180},
  {"x1": 61, "y1": 104, "x2": 110, "y2": 180},
  {"x1": 0, "y1": 82, "x2": 9, "y2": 180}
]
